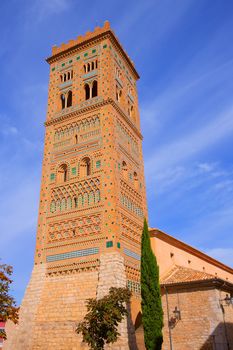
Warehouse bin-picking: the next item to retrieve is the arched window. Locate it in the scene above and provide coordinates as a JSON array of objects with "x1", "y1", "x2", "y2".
[
  {"x1": 84, "y1": 65, "x2": 87, "y2": 73},
  {"x1": 85, "y1": 84, "x2": 90, "y2": 100},
  {"x1": 67, "y1": 91, "x2": 72, "y2": 107},
  {"x1": 92, "y1": 61, "x2": 95, "y2": 70},
  {"x1": 57, "y1": 164, "x2": 68, "y2": 182},
  {"x1": 61, "y1": 94, "x2": 66, "y2": 109},
  {"x1": 80, "y1": 157, "x2": 91, "y2": 177},
  {"x1": 92, "y1": 80, "x2": 98, "y2": 98},
  {"x1": 74, "y1": 197, "x2": 78, "y2": 208},
  {"x1": 67, "y1": 72, "x2": 70, "y2": 80},
  {"x1": 60, "y1": 75, "x2": 63, "y2": 83},
  {"x1": 134, "y1": 172, "x2": 138, "y2": 189},
  {"x1": 95, "y1": 60, "x2": 98, "y2": 69},
  {"x1": 130, "y1": 105, "x2": 134, "y2": 118},
  {"x1": 87, "y1": 63, "x2": 90, "y2": 72},
  {"x1": 122, "y1": 161, "x2": 127, "y2": 179},
  {"x1": 75, "y1": 134, "x2": 78, "y2": 144},
  {"x1": 64, "y1": 73, "x2": 67, "y2": 82}
]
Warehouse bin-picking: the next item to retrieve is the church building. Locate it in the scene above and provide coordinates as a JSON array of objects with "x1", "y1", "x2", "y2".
[{"x1": 3, "y1": 21, "x2": 233, "y2": 350}]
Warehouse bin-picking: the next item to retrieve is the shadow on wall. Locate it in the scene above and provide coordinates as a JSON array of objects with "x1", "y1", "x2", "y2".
[
  {"x1": 200, "y1": 322, "x2": 233, "y2": 350},
  {"x1": 127, "y1": 304, "x2": 139, "y2": 350}
]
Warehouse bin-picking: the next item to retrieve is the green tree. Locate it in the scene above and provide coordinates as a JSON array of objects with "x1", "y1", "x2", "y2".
[
  {"x1": 141, "y1": 219, "x2": 163, "y2": 350},
  {"x1": 76, "y1": 287, "x2": 131, "y2": 350},
  {"x1": 0, "y1": 263, "x2": 19, "y2": 340}
]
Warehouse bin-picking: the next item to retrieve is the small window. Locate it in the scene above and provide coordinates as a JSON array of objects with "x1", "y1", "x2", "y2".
[
  {"x1": 122, "y1": 161, "x2": 127, "y2": 179},
  {"x1": 61, "y1": 94, "x2": 65, "y2": 109},
  {"x1": 92, "y1": 80, "x2": 98, "y2": 98},
  {"x1": 57, "y1": 164, "x2": 68, "y2": 182},
  {"x1": 85, "y1": 84, "x2": 90, "y2": 100},
  {"x1": 67, "y1": 91, "x2": 72, "y2": 107},
  {"x1": 80, "y1": 157, "x2": 91, "y2": 177}
]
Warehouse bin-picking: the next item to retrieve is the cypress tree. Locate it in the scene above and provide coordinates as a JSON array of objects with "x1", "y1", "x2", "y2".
[{"x1": 141, "y1": 219, "x2": 163, "y2": 350}]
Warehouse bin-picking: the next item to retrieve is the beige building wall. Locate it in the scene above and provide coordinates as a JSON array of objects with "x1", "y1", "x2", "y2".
[{"x1": 150, "y1": 229, "x2": 233, "y2": 283}]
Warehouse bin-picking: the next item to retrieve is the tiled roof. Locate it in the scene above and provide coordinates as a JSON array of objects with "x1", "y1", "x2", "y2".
[{"x1": 160, "y1": 265, "x2": 215, "y2": 285}]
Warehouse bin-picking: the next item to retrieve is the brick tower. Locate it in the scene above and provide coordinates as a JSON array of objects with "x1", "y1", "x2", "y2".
[{"x1": 4, "y1": 21, "x2": 147, "y2": 350}]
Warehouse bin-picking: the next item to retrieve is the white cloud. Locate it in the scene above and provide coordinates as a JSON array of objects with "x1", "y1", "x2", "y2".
[
  {"x1": 145, "y1": 104, "x2": 233, "y2": 175},
  {"x1": 28, "y1": 0, "x2": 72, "y2": 23},
  {"x1": 1, "y1": 125, "x2": 19, "y2": 136}
]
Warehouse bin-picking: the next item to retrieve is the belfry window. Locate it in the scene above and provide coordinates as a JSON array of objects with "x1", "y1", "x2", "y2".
[
  {"x1": 122, "y1": 161, "x2": 127, "y2": 179},
  {"x1": 92, "y1": 80, "x2": 98, "y2": 98},
  {"x1": 80, "y1": 157, "x2": 91, "y2": 177},
  {"x1": 57, "y1": 164, "x2": 68, "y2": 182},
  {"x1": 61, "y1": 94, "x2": 65, "y2": 109},
  {"x1": 85, "y1": 84, "x2": 90, "y2": 100},
  {"x1": 67, "y1": 91, "x2": 72, "y2": 107}
]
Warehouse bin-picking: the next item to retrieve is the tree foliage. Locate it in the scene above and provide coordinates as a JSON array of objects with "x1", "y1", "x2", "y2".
[
  {"x1": 76, "y1": 287, "x2": 131, "y2": 350},
  {"x1": 0, "y1": 263, "x2": 19, "y2": 340},
  {"x1": 141, "y1": 219, "x2": 163, "y2": 350}
]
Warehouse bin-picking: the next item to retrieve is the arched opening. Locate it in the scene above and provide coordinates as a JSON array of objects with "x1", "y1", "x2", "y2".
[
  {"x1": 92, "y1": 61, "x2": 95, "y2": 70},
  {"x1": 130, "y1": 105, "x2": 134, "y2": 118},
  {"x1": 57, "y1": 164, "x2": 68, "y2": 182},
  {"x1": 92, "y1": 80, "x2": 98, "y2": 98},
  {"x1": 61, "y1": 94, "x2": 66, "y2": 109},
  {"x1": 134, "y1": 172, "x2": 138, "y2": 189},
  {"x1": 67, "y1": 91, "x2": 72, "y2": 107},
  {"x1": 74, "y1": 197, "x2": 78, "y2": 208},
  {"x1": 60, "y1": 75, "x2": 63, "y2": 82},
  {"x1": 64, "y1": 73, "x2": 67, "y2": 82},
  {"x1": 84, "y1": 65, "x2": 87, "y2": 73},
  {"x1": 80, "y1": 157, "x2": 91, "y2": 177},
  {"x1": 87, "y1": 63, "x2": 90, "y2": 72},
  {"x1": 68, "y1": 72, "x2": 70, "y2": 80},
  {"x1": 119, "y1": 90, "x2": 122, "y2": 100},
  {"x1": 122, "y1": 161, "x2": 127, "y2": 179},
  {"x1": 75, "y1": 134, "x2": 78, "y2": 144},
  {"x1": 95, "y1": 60, "x2": 98, "y2": 69},
  {"x1": 85, "y1": 84, "x2": 90, "y2": 100},
  {"x1": 71, "y1": 70, "x2": 73, "y2": 79}
]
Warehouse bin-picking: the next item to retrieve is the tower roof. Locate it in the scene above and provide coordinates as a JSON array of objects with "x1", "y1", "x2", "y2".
[{"x1": 46, "y1": 21, "x2": 140, "y2": 80}]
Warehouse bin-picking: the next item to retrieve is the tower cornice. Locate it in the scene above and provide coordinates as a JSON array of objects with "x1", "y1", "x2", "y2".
[
  {"x1": 46, "y1": 22, "x2": 140, "y2": 80},
  {"x1": 45, "y1": 98, "x2": 143, "y2": 140}
]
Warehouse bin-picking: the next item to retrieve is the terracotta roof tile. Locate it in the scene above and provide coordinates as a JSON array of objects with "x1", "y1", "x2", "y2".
[{"x1": 160, "y1": 265, "x2": 215, "y2": 285}]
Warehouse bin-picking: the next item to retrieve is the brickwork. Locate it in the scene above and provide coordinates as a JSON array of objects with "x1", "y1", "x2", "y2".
[{"x1": 161, "y1": 286, "x2": 233, "y2": 350}]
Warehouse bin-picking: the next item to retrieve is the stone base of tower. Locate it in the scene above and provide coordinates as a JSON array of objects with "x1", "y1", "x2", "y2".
[{"x1": 3, "y1": 252, "x2": 136, "y2": 350}]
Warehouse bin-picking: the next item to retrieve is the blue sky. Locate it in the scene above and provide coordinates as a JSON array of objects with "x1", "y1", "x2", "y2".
[{"x1": 1, "y1": 0, "x2": 233, "y2": 304}]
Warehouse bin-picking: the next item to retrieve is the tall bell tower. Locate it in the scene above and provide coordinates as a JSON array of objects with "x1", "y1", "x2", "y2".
[{"x1": 4, "y1": 21, "x2": 147, "y2": 350}]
